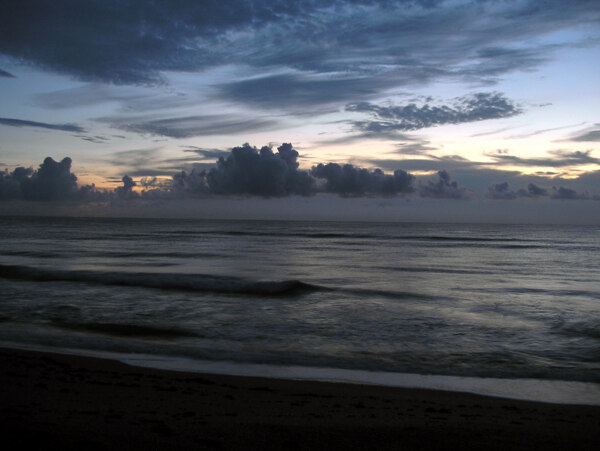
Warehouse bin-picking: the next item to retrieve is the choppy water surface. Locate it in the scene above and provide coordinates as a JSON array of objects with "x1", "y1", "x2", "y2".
[{"x1": 0, "y1": 216, "x2": 598, "y2": 383}]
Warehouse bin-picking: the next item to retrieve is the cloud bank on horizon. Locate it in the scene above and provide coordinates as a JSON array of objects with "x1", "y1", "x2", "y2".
[
  {"x1": 1, "y1": 146, "x2": 597, "y2": 205},
  {"x1": 0, "y1": 0, "x2": 599, "y2": 220}
]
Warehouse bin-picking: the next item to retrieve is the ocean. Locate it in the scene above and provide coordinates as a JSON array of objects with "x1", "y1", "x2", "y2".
[{"x1": 1, "y1": 216, "x2": 599, "y2": 402}]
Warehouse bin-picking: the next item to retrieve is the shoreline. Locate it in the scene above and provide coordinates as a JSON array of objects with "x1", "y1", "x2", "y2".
[
  {"x1": 3, "y1": 341, "x2": 600, "y2": 406},
  {"x1": 2, "y1": 346, "x2": 599, "y2": 450}
]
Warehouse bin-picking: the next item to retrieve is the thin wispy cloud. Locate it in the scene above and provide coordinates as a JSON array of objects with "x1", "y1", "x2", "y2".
[
  {"x1": 105, "y1": 115, "x2": 280, "y2": 138},
  {"x1": 0, "y1": 117, "x2": 85, "y2": 133}
]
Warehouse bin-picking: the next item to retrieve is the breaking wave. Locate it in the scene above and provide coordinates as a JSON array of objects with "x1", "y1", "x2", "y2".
[{"x1": 0, "y1": 264, "x2": 321, "y2": 296}]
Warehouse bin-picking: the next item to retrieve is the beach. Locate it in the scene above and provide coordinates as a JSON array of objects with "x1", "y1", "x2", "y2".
[{"x1": 1, "y1": 347, "x2": 598, "y2": 450}]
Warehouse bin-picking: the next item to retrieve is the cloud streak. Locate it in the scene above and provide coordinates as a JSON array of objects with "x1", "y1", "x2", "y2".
[
  {"x1": 0, "y1": 117, "x2": 85, "y2": 133},
  {"x1": 106, "y1": 115, "x2": 280, "y2": 138}
]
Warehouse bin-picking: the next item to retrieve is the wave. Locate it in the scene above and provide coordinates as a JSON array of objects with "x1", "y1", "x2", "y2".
[{"x1": 0, "y1": 264, "x2": 322, "y2": 296}]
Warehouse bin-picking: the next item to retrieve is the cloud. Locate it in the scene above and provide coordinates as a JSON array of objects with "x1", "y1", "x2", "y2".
[
  {"x1": 0, "y1": 157, "x2": 90, "y2": 201},
  {"x1": 486, "y1": 182, "x2": 548, "y2": 200},
  {"x1": 3, "y1": 144, "x2": 600, "y2": 204},
  {"x1": 115, "y1": 175, "x2": 137, "y2": 200},
  {"x1": 182, "y1": 147, "x2": 231, "y2": 160},
  {"x1": 310, "y1": 164, "x2": 414, "y2": 197},
  {"x1": 205, "y1": 143, "x2": 315, "y2": 197},
  {"x1": 0, "y1": 68, "x2": 15, "y2": 77},
  {"x1": 346, "y1": 92, "x2": 521, "y2": 135},
  {"x1": 218, "y1": 73, "x2": 387, "y2": 109},
  {"x1": 569, "y1": 126, "x2": 600, "y2": 142},
  {"x1": 486, "y1": 150, "x2": 600, "y2": 168},
  {"x1": 550, "y1": 186, "x2": 590, "y2": 200},
  {"x1": 108, "y1": 114, "x2": 279, "y2": 138},
  {"x1": 418, "y1": 170, "x2": 470, "y2": 199},
  {"x1": 0, "y1": 117, "x2": 85, "y2": 133},
  {"x1": 1, "y1": 1, "x2": 597, "y2": 100}
]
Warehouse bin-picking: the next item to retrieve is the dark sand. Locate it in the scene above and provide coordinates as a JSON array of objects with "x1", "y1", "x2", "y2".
[{"x1": 1, "y1": 347, "x2": 598, "y2": 450}]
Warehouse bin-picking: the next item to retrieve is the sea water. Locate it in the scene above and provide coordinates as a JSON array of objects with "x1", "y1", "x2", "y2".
[{"x1": 1, "y1": 217, "x2": 599, "y2": 402}]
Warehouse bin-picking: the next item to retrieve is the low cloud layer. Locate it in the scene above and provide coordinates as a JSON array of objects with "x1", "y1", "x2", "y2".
[
  {"x1": 1, "y1": 144, "x2": 598, "y2": 204},
  {"x1": 486, "y1": 182, "x2": 594, "y2": 201},
  {"x1": 486, "y1": 182, "x2": 548, "y2": 200},
  {"x1": 418, "y1": 171, "x2": 470, "y2": 199}
]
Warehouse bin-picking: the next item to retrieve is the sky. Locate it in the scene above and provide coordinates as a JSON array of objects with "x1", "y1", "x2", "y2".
[{"x1": 0, "y1": 0, "x2": 599, "y2": 223}]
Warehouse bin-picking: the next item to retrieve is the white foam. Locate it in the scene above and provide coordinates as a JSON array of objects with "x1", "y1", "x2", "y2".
[
  {"x1": 123, "y1": 355, "x2": 600, "y2": 406},
  {"x1": 3, "y1": 341, "x2": 597, "y2": 405}
]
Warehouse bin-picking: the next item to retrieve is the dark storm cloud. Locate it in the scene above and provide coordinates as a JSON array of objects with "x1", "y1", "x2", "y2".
[
  {"x1": 347, "y1": 92, "x2": 521, "y2": 134},
  {"x1": 169, "y1": 143, "x2": 416, "y2": 198},
  {"x1": 0, "y1": 117, "x2": 85, "y2": 133},
  {"x1": 115, "y1": 175, "x2": 137, "y2": 200},
  {"x1": 0, "y1": 68, "x2": 15, "y2": 77},
  {"x1": 1, "y1": 1, "x2": 597, "y2": 107},
  {"x1": 486, "y1": 182, "x2": 548, "y2": 200},
  {"x1": 310, "y1": 164, "x2": 414, "y2": 197},
  {"x1": 109, "y1": 115, "x2": 279, "y2": 138},
  {"x1": 0, "y1": 157, "x2": 88, "y2": 201},
  {"x1": 206, "y1": 143, "x2": 314, "y2": 197},
  {"x1": 418, "y1": 170, "x2": 470, "y2": 199}
]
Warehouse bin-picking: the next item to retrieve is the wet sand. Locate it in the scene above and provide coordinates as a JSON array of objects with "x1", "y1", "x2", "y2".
[{"x1": 1, "y1": 347, "x2": 598, "y2": 450}]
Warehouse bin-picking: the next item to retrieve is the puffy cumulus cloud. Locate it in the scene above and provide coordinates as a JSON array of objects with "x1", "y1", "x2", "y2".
[
  {"x1": 486, "y1": 182, "x2": 549, "y2": 200},
  {"x1": 206, "y1": 143, "x2": 314, "y2": 197},
  {"x1": 115, "y1": 175, "x2": 137, "y2": 200},
  {"x1": 418, "y1": 170, "x2": 470, "y2": 199},
  {"x1": 170, "y1": 143, "x2": 415, "y2": 198},
  {"x1": 347, "y1": 93, "x2": 521, "y2": 134},
  {"x1": 0, "y1": 157, "x2": 87, "y2": 201},
  {"x1": 310, "y1": 164, "x2": 414, "y2": 197}
]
